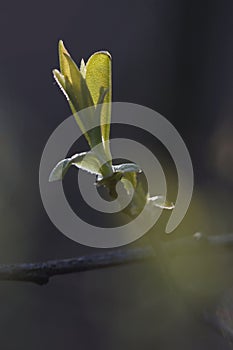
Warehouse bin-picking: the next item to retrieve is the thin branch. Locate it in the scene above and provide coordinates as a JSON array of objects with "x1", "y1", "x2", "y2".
[
  {"x1": 0, "y1": 246, "x2": 155, "y2": 285},
  {"x1": 0, "y1": 232, "x2": 233, "y2": 285}
]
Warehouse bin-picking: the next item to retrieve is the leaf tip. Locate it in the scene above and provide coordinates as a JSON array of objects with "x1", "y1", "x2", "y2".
[
  {"x1": 97, "y1": 50, "x2": 112, "y2": 59},
  {"x1": 149, "y1": 196, "x2": 175, "y2": 210},
  {"x1": 49, "y1": 158, "x2": 71, "y2": 182},
  {"x1": 58, "y1": 40, "x2": 68, "y2": 54},
  {"x1": 80, "y1": 58, "x2": 86, "y2": 78}
]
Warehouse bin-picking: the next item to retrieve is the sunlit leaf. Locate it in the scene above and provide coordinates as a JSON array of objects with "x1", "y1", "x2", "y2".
[
  {"x1": 53, "y1": 69, "x2": 68, "y2": 100},
  {"x1": 113, "y1": 163, "x2": 142, "y2": 174},
  {"x1": 96, "y1": 87, "x2": 109, "y2": 106},
  {"x1": 80, "y1": 59, "x2": 86, "y2": 78},
  {"x1": 63, "y1": 53, "x2": 94, "y2": 112},
  {"x1": 71, "y1": 151, "x2": 102, "y2": 175},
  {"x1": 96, "y1": 172, "x2": 122, "y2": 187},
  {"x1": 86, "y1": 51, "x2": 112, "y2": 155},
  {"x1": 63, "y1": 75, "x2": 102, "y2": 148},
  {"x1": 49, "y1": 158, "x2": 72, "y2": 182},
  {"x1": 59, "y1": 41, "x2": 93, "y2": 112},
  {"x1": 122, "y1": 181, "x2": 147, "y2": 217},
  {"x1": 121, "y1": 172, "x2": 137, "y2": 194},
  {"x1": 113, "y1": 163, "x2": 141, "y2": 195},
  {"x1": 53, "y1": 69, "x2": 89, "y2": 143},
  {"x1": 148, "y1": 195, "x2": 175, "y2": 210},
  {"x1": 54, "y1": 41, "x2": 103, "y2": 148},
  {"x1": 49, "y1": 151, "x2": 103, "y2": 182},
  {"x1": 58, "y1": 40, "x2": 71, "y2": 79},
  {"x1": 86, "y1": 51, "x2": 111, "y2": 107}
]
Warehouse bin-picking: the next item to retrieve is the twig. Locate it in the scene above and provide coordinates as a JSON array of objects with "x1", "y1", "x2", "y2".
[
  {"x1": 0, "y1": 232, "x2": 233, "y2": 285},
  {"x1": 163, "y1": 232, "x2": 233, "y2": 255},
  {"x1": 0, "y1": 246, "x2": 155, "y2": 285}
]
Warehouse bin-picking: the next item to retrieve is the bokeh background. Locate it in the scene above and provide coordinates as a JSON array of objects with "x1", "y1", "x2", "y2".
[{"x1": 0, "y1": 0, "x2": 233, "y2": 349}]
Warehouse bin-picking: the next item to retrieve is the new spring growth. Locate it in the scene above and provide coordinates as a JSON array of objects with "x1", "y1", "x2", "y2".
[{"x1": 49, "y1": 41, "x2": 174, "y2": 211}]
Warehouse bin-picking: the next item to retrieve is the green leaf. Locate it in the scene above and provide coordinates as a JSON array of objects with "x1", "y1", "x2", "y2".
[
  {"x1": 58, "y1": 40, "x2": 71, "y2": 79},
  {"x1": 96, "y1": 172, "x2": 122, "y2": 186},
  {"x1": 148, "y1": 196, "x2": 175, "y2": 210},
  {"x1": 54, "y1": 41, "x2": 103, "y2": 148},
  {"x1": 54, "y1": 43, "x2": 113, "y2": 167},
  {"x1": 85, "y1": 51, "x2": 112, "y2": 107},
  {"x1": 85, "y1": 51, "x2": 112, "y2": 153},
  {"x1": 63, "y1": 75, "x2": 102, "y2": 148},
  {"x1": 49, "y1": 151, "x2": 103, "y2": 182},
  {"x1": 62, "y1": 53, "x2": 94, "y2": 112},
  {"x1": 71, "y1": 151, "x2": 102, "y2": 175},
  {"x1": 122, "y1": 181, "x2": 147, "y2": 217},
  {"x1": 96, "y1": 87, "x2": 109, "y2": 105},
  {"x1": 58, "y1": 42, "x2": 92, "y2": 112},
  {"x1": 92, "y1": 87, "x2": 112, "y2": 168},
  {"x1": 80, "y1": 59, "x2": 86, "y2": 78},
  {"x1": 121, "y1": 172, "x2": 137, "y2": 194},
  {"x1": 49, "y1": 158, "x2": 72, "y2": 182},
  {"x1": 112, "y1": 163, "x2": 141, "y2": 194},
  {"x1": 113, "y1": 163, "x2": 142, "y2": 174},
  {"x1": 53, "y1": 69, "x2": 68, "y2": 100},
  {"x1": 53, "y1": 70, "x2": 89, "y2": 142}
]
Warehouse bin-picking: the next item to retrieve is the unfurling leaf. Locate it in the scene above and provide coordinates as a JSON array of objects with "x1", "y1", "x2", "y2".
[
  {"x1": 113, "y1": 163, "x2": 142, "y2": 174},
  {"x1": 148, "y1": 196, "x2": 175, "y2": 210},
  {"x1": 113, "y1": 163, "x2": 141, "y2": 195},
  {"x1": 62, "y1": 52, "x2": 94, "y2": 112},
  {"x1": 86, "y1": 51, "x2": 112, "y2": 156},
  {"x1": 55, "y1": 41, "x2": 103, "y2": 148},
  {"x1": 49, "y1": 158, "x2": 72, "y2": 182},
  {"x1": 58, "y1": 40, "x2": 71, "y2": 79},
  {"x1": 80, "y1": 59, "x2": 86, "y2": 78},
  {"x1": 52, "y1": 42, "x2": 175, "y2": 221},
  {"x1": 71, "y1": 152, "x2": 103, "y2": 175},
  {"x1": 53, "y1": 69, "x2": 88, "y2": 141},
  {"x1": 120, "y1": 172, "x2": 137, "y2": 194},
  {"x1": 49, "y1": 151, "x2": 103, "y2": 182}
]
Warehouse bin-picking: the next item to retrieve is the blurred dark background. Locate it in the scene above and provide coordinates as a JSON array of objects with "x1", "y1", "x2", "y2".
[{"x1": 0, "y1": 0, "x2": 233, "y2": 349}]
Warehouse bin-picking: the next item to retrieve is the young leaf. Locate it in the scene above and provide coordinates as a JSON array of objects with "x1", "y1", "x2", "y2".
[
  {"x1": 148, "y1": 196, "x2": 175, "y2": 210},
  {"x1": 85, "y1": 52, "x2": 112, "y2": 153},
  {"x1": 113, "y1": 163, "x2": 142, "y2": 174},
  {"x1": 58, "y1": 40, "x2": 71, "y2": 79},
  {"x1": 80, "y1": 59, "x2": 86, "y2": 78},
  {"x1": 53, "y1": 70, "x2": 89, "y2": 143},
  {"x1": 85, "y1": 51, "x2": 111, "y2": 108},
  {"x1": 63, "y1": 53, "x2": 94, "y2": 112},
  {"x1": 112, "y1": 163, "x2": 141, "y2": 194},
  {"x1": 86, "y1": 51, "x2": 112, "y2": 104},
  {"x1": 92, "y1": 87, "x2": 112, "y2": 168},
  {"x1": 122, "y1": 181, "x2": 147, "y2": 217},
  {"x1": 96, "y1": 172, "x2": 123, "y2": 187},
  {"x1": 53, "y1": 69, "x2": 68, "y2": 100},
  {"x1": 49, "y1": 151, "x2": 103, "y2": 182},
  {"x1": 120, "y1": 172, "x2": 137, "y2": 194},
  {"x1": 49, "y1": 158, "x2": 72, "y2": 182},
  {"x1": 58, "y1": 41, "x2": 91, "y2": 112},
  {"x1": 70, "y1": 151, "x2": 102, "y2": 175},
  {"x1": 54, "y1": 41, "x2": 103, "y2": 148},
  {"x1": 63, "y1": 75, "x2": 102, "y2": 148},
  {"x1": 96, "y1": 87, "x2": 109, "y2": 106}
]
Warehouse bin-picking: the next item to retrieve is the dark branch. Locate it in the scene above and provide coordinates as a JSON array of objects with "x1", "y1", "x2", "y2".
[
  {"x1": 0, "y1": 246, "x2": 155, "y2": 285},
  {"x1": 0, "y1": 232, "x2": 233, "y2": 285}
]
